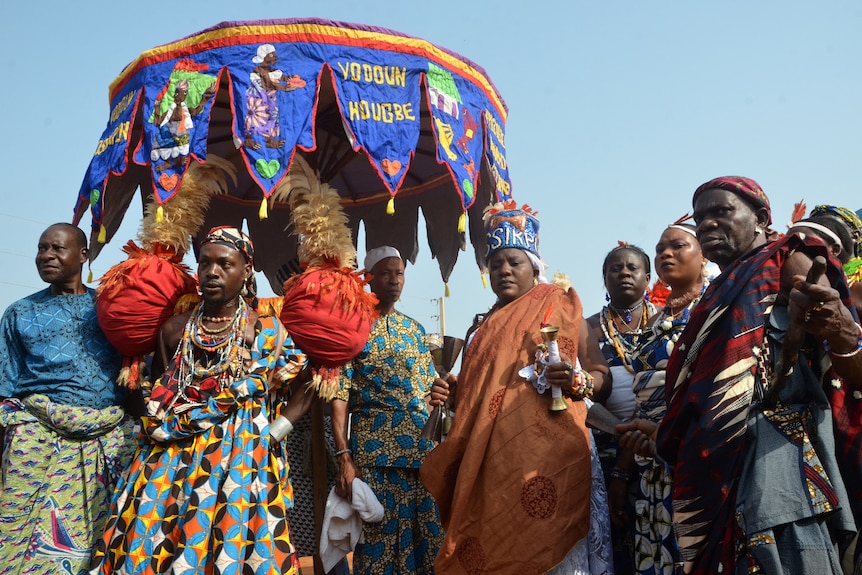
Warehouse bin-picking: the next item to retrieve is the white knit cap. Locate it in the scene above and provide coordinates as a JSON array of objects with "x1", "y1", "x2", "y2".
[{"x1": 364, "y1": 246, "x2": 401, "y2": 272}]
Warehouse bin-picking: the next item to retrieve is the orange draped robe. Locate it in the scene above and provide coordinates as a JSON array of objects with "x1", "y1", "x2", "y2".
[{"x1": 422, "y1": 283, "x2": 592, "y2": 574}]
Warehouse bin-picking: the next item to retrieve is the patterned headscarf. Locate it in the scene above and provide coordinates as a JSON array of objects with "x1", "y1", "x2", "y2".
[
  {"x1": 201, "y1": 226, "x2": 257, "y2": 307},
  {"x1": 810, "y1": 205, "x2": 862, "y2": 257},
  {"x1": 693, "y1": 176, "x2": 772, "y2": 225}
]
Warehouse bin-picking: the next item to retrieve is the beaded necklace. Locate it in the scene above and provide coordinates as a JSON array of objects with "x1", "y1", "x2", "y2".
[
  {"x1": 172, "y1": 300, "x2": 250, "y2": 404},
  {"x1": 196, "y1": 304, "x2": 242, "y2": 337},
  {"x1": 658, "y1": 283, "x2": 708, "y2": 335},
  {"x1": 607, "y1": 299, "x2": 645, "y2": 323},
  {"x1": 600, "y1": 302, "x2": 650, "y2": 374},
  {"x1": 202, "y1": 314, "x2": 234, "y2": 322},
  {"x1": 664, "y1": 282, "x2": 707, "y2": 321}
]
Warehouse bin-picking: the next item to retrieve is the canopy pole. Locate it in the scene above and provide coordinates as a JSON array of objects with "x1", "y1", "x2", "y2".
[
  {"x1": 311, "y1": 397, "x2": 327, "y2": 575},
  {"x1": 439, "y1": 296, "x2": 446, "y2": 337}
]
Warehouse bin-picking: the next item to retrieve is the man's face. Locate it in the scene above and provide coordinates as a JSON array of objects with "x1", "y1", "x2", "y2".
[
  {"x1": 36, "y1": 225, "x2": 86, "y2": 286},
  {"x1": 197, "y1": 243, "x2": 251, "y2": 307},
  {"x1": 174, "y1": 85, "x2": 188, "y2": 102},
  {"x1": 369, "y1": 256, "x2": 405, "y2": 308},
  {"x1": 693, "y1": 188, "x2": 765, "y2": 268}
]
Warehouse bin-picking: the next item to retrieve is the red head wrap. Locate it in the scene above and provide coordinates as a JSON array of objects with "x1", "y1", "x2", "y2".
[{"x1": 693, "y1": 176, "x2": 772, "y2": 225}]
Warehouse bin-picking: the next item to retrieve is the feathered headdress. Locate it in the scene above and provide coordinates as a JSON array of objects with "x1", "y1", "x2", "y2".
[
  {"x1": 96, "y1": 156, "x2": 236, "y2": 389},
  {"x1": 276, "y1": 154, "x2": 379, "y2": 399},
  {"x1": 272, "y1": 154, "x2": 356, "y2": 269},
  {"x1": 789, "y1": 200, "x2": 807, "y2": 225}
]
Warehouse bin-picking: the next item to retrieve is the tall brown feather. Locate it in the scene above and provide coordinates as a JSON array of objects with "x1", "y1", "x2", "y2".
[{"x1": 139, "y1": 156, "x2": 236, "y2": 254}]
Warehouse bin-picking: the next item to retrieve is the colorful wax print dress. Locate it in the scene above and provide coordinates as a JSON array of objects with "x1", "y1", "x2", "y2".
[
  {"x1": 594, "y1": 302, "x2": 655, "y2": 575},
  {"x1": 89, "y1": 313, "x2": 307, "y2": 575},
  {"x1": 629, "y1": 305, "x2": 694, "y2": 575},
  {"x1": 0, "y1": 289, "x2": 136, "y2": 575},
  {"x1": 338, "y1": 310, "x2": 442, "y2": 575}
]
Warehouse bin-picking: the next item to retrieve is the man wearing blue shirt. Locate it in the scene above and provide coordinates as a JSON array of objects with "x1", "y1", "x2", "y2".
[{"x1": 0, "y1": 223, "x2": 137, "y2": 575}]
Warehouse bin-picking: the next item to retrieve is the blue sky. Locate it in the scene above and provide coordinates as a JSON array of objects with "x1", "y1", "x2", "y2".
[{"x1": 2, "y1": 1, "x2": 860, "y2": 341}]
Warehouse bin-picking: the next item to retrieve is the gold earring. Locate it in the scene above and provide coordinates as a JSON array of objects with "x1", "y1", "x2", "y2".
[{"x1": 533, "y1": 278, "x2": 539, "y2": 286}]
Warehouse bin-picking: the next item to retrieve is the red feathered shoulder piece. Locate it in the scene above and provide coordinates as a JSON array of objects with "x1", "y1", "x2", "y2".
[
  {"x1": 647, "y1": 279, "x2": 671, "y2": 308},
  {"x1": 96, "y1": 241, "x2": 197, "y2": 357},
  {"x1": 280, "y1": 264, "x2": 379, "y2": 367}
]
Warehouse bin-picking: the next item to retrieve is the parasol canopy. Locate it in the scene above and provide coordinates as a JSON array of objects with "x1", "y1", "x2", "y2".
[{"x1": 74, "y1": 18, "x2": 512, "y2": 291}]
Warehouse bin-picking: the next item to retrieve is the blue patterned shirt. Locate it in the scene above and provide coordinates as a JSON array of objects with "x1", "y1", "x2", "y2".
[
  {"x1": 0, "y1": 288, "x2": 124, "y2": 409},
  {"x1": 338, "y1": 310, "x2": 435, "y2": 469}
]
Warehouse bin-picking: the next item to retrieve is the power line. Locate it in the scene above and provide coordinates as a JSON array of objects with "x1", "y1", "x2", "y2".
[
  {"x1": 0, "y1": 280, "x2": 41, "y2": 290},
  {"x1": 0, "y1": 249, "x2": 32, "y2": 260},
  {"x1": 0, "y1": 211, "x2": 53, "y2": 227}
]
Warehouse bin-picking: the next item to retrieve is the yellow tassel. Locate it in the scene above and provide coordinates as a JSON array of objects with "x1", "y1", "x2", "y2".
[
  {"x1": 156, "y1": 205, "x2": 164, "y2": 223},
  {"x1": 458, "y1": 212, "x2": 466, "y2": 233},
  {"x1": 259, "y1": 196, "x2": 269, "y2": 220},
  {"x1": 386, "y1": 196, "x2": 395, "y2": 215},
  {"x1": 445, "y1": 283, "x2": 451, "y2": 298},
  {"x1": 481, "y1": 273, "x2": 488, "y2": 288},
  {"x1": 87, "y1": 268, "x2": 93, "y2": 283},
  {"x1": 97, "y1": 224, "x2": 107, "y2": 243}
]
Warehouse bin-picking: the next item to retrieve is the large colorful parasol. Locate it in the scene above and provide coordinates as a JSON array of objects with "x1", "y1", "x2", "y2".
[{"x1": 73, "y1": 18, "x2": 512, "y2": 290}]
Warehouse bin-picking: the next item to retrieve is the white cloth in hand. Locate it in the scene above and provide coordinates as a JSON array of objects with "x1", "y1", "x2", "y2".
[{"x1": 319, "y1": 478, "x2": 384, "y2": 572}]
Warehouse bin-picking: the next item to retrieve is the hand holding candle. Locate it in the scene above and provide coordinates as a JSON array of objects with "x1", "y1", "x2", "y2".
[{"x1": 540, "y1": 325, "x2": 568, "y2": 412}]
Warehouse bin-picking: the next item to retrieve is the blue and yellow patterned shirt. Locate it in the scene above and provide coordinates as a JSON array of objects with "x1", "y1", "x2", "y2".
[{"x1": 338, "y1": 310, "x2": 436, "y2": 469}]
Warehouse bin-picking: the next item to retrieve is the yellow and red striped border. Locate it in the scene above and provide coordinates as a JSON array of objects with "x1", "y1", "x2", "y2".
[{"x1": 109, "y1": 19, "x2": 507, "y2": 121}]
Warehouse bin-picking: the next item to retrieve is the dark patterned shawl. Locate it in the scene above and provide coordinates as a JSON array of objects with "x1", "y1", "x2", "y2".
[{"x1": 656, "y1": 233, "x2": 858, "y2": 574}]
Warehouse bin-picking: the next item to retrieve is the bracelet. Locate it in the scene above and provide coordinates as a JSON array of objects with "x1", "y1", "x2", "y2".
[
  {"x1": 823, "y1": 323, "x2": 862, "y2": 358},
  {"x1": 568, "y1": 370, "x2": 595, "y2": 400},
  {"x1": 609, "y1": 468, "x2": 633, "y2": 482},
  {"x1": 270, "y1": 416, "x2": 294, "y2": 442},
  {"x1": 830, "y1": 345, "x2": 862, "y2": 358},
  {"x1": 334, "y1": 449, "x2": 352, "y2": 457}
]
